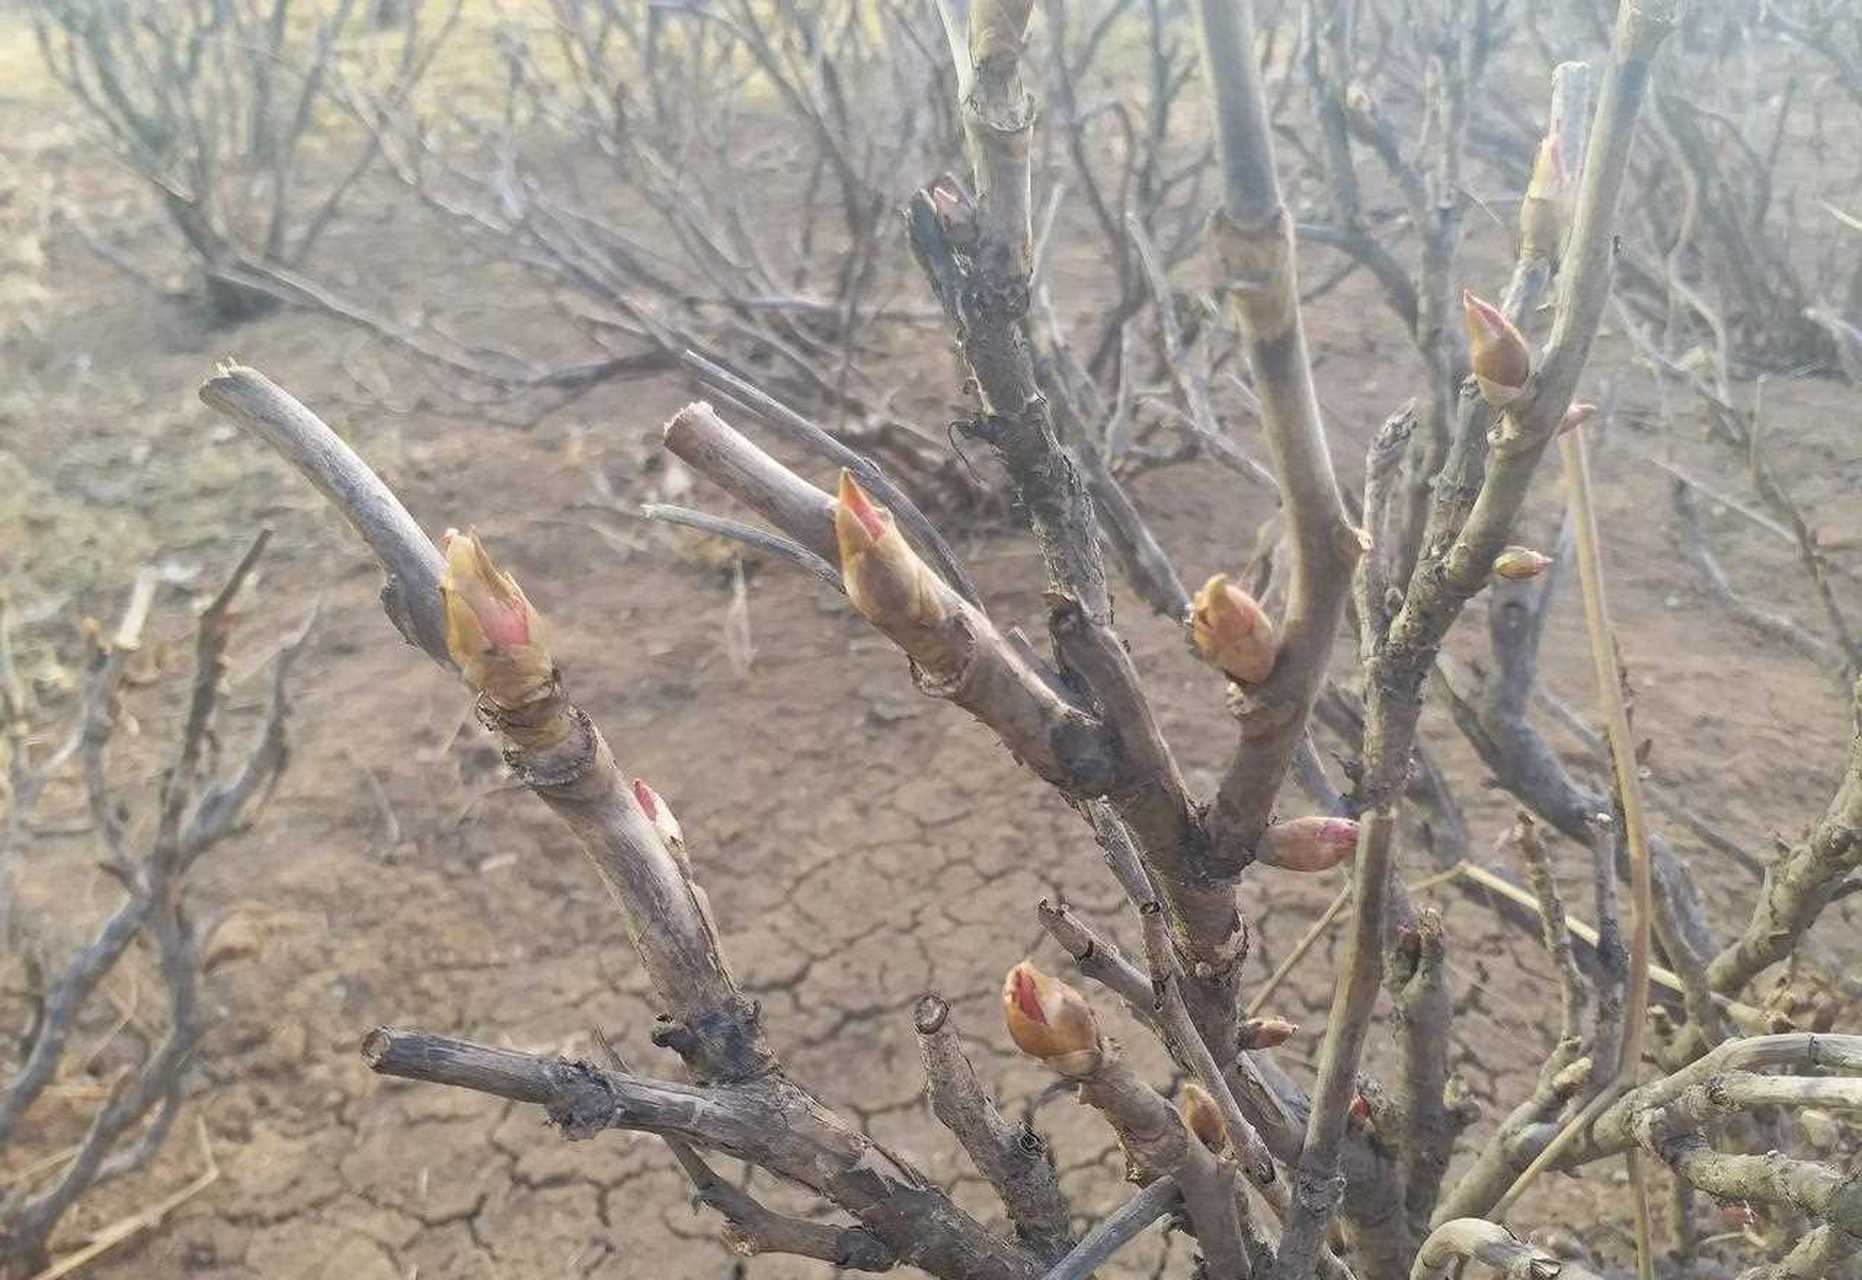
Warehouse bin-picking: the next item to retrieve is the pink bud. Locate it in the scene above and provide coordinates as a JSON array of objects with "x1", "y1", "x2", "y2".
[
  {"x1": 632, "y1": 778, "x2": 685, "y2": 852},
  {"x1": 1002, "y1": 961, "x2": 1102, "y2": 1077},
  {"x1": 1463, "y1": 290, "x2": 1531, "y2": 405},
  {"x1": 839, "y1": 471, "x2": 886, "y2": 542},
  {"x1": 1190, "y1": 574, "x2": 1277, "y2": 684},
  {"x1": 1543, "y1": 136, "x2": 1568, "y2": 188},
  {"x1": 1256, "y1": 816, "x2": 1359, "y2": 873},
  {"x1": 834, "y1": 471, "x2": 947, "y2": 632},
  {"x1": 928, "y1": 178, "x2": 973, "y2": 232},
  {"x1": 440, "y1": 528, "x2": 552, "y2": 708}
]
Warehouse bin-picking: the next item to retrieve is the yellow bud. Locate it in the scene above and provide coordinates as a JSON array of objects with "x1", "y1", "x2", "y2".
[
  {"x1": 441, "y1": 529, "x2": 552, "y2": 708},
  {"x1": 1493, "y1": 547, "x2": 1553, "y2": 580},
  {"x1": 1190, "y1": 574, "x2": 1277, "y2": 684},
  {"x1": 970, "y1": 0, "x2": 1034, "y2": 68},
  {"x1": 1463, "y1": 290, "x2": 1531, "y2": 405},
  {"x1": 835, "y1": 472, "x2": 947, "y2": 632},
  {"x1": 1002, "y1": 961, "x2": 1102, "y2": 1077},
  {"x1": 1177, "y1": 1082, "x2": 1228, "y2": 1153},
  {"x1": 1521, "y1": 137, "x2": 1570, "y2": 257},
  {"x1": 1551, "y1": 1056, "x2": 1594, "y2": 1098},
  {"x1": 1257, "y1": 816, "x2": 1359, "y2": 873}
]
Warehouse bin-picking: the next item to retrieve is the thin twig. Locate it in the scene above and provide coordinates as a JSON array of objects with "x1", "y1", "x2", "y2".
[
  {"x1": 1248, "y1": 866, "x2": 1467, "y2": 1018},
  {"x1": 28, "y1": 1119, "x2": 220, "y2": 1280},
  {"x1": 679, "y1": 349, "x2": 982, "y2": 606},
  {"x1": 1038, "y1": 1178, "x2": 1181, "y2": 1280},
  {"x1": 641, "y1": 503, "x2": 843, "y2": 590},
  {"x1": 1557, "y1": 421, "x2": 1657, "y2": 1280}
]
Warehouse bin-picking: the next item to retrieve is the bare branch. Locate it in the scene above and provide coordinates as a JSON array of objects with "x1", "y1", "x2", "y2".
[
  {"x1": 913, "y1": 995, "x2": 1075, "y2": 1261},
  {"x1": 1671, "y1": 479, "x2": 1838, "y2": 672},
  {"x1": 1707, "y1": 676, "x2": 1862, "y2": 999},
  {"x1": 1271, "y1": 809, "x2": 1397, "y2": 1279},
  {"x1": 1556, "y1": 415, "x2": 1659, "y2": 1274},
  {"x1": 1410, "y1": 1219, "x2": 1604, "y2": 1280},
  {"x1": 680, "y1": 350, "x2": 982, "y2": 606},
  {"x1": 640, "y1": 503, "x2": 843, "y2": 590},
  {"x1": 1194, "y1": 0, "x2": 1363, "y2": 870},
  {"x1": 1386, "y1": 909, "x2": 1472, "y2": 1237},
  {"x1": 361, "y1": 1027, "x2": 1036, "y2": 1279},
  {"x1": 1514, "y1": 813, "x2": 1587, "y2": 1043},
  {"x1": 199, "y1": 365, "x2": 449, "y2": 662},
  {"x1": 1038, "y1": 1178, "x2": 1180, "y2": 1280}
]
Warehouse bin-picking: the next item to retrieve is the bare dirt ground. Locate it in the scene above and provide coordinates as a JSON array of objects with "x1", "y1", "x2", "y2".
[{"x1": 3, "y1": 8, "x2": 1859, "y2": 1277}]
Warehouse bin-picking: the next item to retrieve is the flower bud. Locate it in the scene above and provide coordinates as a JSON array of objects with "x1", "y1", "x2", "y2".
[
  {"x1": 1002, "y1": 961, "x2": 1102, "y2": 1077},
  {"x1": 1348, "y1": 1092, "x2": 1372, "y2": 1128},
  {"x1": 835, "y1": 472, "x2": 947, "y2": 634},
  {"x1": 1463, "y1": 290, "x2": 1531, "y2": 406},
  {"x1": 971, "y1": 0, "x2": 1034, "y2": 69},
  {"x1": 1550, "y1": 1056, "x2": 1594, "y2": 1098},
  {"x1": 1557, "y1": 402, "x2": 1596, "y2": 437},
  {"x1": 1237, "y1": 1016, "x2": 1299, "y2": 1051},
  {"x1": 1177, "y1": 1082, "x2": 1228, "y2": 1153},
  {"x1": 1797, "y1": 1107, "x2": 1841, "y2": 1153},
  {"x1": 1520, "y1": 137, "x2": 1570, "y2": 257},
  {"x1": 632, "y1": 779, "x2": 685, "y2": 854},
  {"x1": 441, "y1": 529, "x2": 552, "y2": 708},
  {"x1": 927, "y1": 178, "x2": 976, "y2": 236},
  {"x1": 1189, "y1": 574, "x2": 1277, "y2": 685},
  {"x1": 1256, "y1": 816, "x2": 1359, "y2": 873},
  {"x1": 1492, "y1": 547, "x2": 1553, "y2": 580}
]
